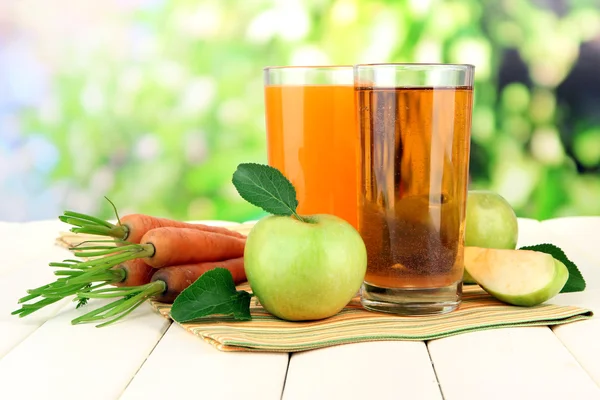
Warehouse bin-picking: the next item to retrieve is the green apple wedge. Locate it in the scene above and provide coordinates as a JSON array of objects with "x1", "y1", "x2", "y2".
[
  {"x1": 464, "y1": 246, "x2": 569, "y2": 306},
  {"x1": 463, "y1": 190, "x2": 519, "y2": 284},
  {"x1": 243, "y1": 213, "x2": 367, "y2": 321}
]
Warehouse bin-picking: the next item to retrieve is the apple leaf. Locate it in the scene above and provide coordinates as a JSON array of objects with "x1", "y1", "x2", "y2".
[
  {"x1": 232, "y1": 163, "x2": 302, "y2": 219},
  {"x1": 518, "y1": 243, "x2": 586, "y2": 293},
  {"x1": 170, "y1": 268, "x2": 252, "y2": 323}
]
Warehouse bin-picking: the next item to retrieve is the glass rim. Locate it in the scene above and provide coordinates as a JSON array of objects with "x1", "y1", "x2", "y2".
[
  {"x1": 354, "y1": 62, "x2": 475, "y2": 70},
  {"x1": 264, "y1": 65, "x2": 353, "y2": 72},
  {"x1": 264, "y1": 63, "x2": 474, "y2": 71}
]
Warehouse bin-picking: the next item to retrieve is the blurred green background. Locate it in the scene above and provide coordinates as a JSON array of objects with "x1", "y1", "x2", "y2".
[{"x1": 1, "y1": 0, "x2": 599, "y2": 223}]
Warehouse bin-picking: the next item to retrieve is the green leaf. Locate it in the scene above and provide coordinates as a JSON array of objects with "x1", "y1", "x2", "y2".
[
  {"x1": 232, "y1": 163, "x2": 301, "y2": 218},
  {"x1": 170, "y1": 268, "x2": 252, "y2": 323},
  {"x1": 518, "y1": 243, "x2": 586, "y2": 293}
]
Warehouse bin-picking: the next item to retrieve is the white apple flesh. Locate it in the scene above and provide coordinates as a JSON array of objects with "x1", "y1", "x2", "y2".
[
  {"x1": 463, "y1": 190, "x2": 519, "y2": 284},
  {"x1": 243, "y1": 214, "x2": 367, "y2": 321},
  {"x1": 464, "y1": 246, "x2": 569, "y2": 306}
]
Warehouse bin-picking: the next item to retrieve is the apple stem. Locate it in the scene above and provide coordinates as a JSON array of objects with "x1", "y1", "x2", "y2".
[{"x1": 292, "y1": 211, "x2": 307, "y2": 223}]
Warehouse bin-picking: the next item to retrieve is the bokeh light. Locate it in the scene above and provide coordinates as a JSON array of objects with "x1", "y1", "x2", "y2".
[{"x1": 0, "y1": 0, "x2": 598, "y2": 223}]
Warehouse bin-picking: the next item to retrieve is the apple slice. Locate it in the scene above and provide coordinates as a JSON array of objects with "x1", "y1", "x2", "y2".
[{"x1": 464, "y1": 246, "x2": 569, "y2": 306}]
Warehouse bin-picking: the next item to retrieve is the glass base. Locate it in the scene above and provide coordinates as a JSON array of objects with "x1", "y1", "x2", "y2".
[{"x1": 360, "y1": 281, "x2": 462, "y2": 315}]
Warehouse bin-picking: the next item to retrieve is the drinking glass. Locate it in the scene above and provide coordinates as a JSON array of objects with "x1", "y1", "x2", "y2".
[
  {"x1": 355, "y1": 63, "x2": 475, "y2": 315},
  {"x1": 263, "y1": 66, "x2": 359, "y2": 229}
]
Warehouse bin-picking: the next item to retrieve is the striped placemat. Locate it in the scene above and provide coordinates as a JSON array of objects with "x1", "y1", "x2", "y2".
[
  {"x1": 56, "y1": 223, "x2": 594, "y2": 353},
  {"x1": 148, "y1": 283, "x2": 593, "y2": 352}
]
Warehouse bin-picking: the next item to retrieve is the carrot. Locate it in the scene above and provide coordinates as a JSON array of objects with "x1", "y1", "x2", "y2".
[
  {"x1": 138, "y1": 227, "x2": 246, "y2": 267},
  {"x1": 58, "y1": 197, "x2": 246, "y2": 243},
  {"x1": 15, "y1": 196, "x2": 250, "y2": 323},
  {"x1": 116, "y1": 214, "x2": 246, "y2": 243},
  {"x1": 112, "y1": 259, "x2": 154, "y2": 287},
  {"x1": 71, "y1": 257, "x2": 246, "y2": 327},
  {"x1": 152, "y1": 257, "x2": 246, "y2": 303},
  {"x1": 54, "y1": 227, "x2": 245, "y2": 296},
  {"x1": 14, "y1": 223, "x2": 246, "y2": 319}
]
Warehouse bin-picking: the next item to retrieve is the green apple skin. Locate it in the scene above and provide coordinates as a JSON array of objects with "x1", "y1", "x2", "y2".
[
  {"x1": 243, "y1": 214, "x2": 367, "y2": 321},
  {"x1": 463, "y1": 269, "x2": 477, "y2": 285},
  {"x1": 465, "y1": 190, "x2": 519, "y2": 250},
  {"x1": 463, "y1": 190, "x2": 519, "y2": 284},
  {"x1": 482, "y1": 260, "x2": 569, "y2": 307},
  {"x1": 464, "y1": 246, "x2": 569, "y2": 307}
]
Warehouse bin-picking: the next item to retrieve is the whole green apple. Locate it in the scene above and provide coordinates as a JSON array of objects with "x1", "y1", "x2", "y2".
[
  {"x1": 463, "y1": 190, "x2": 519, "y2": 284},
  {"x1": 465, "y1": 190, "x2": 518, "y2": 250},
  {"x1": 243, "y1": 214, "x2": 367, "y2": 321}
]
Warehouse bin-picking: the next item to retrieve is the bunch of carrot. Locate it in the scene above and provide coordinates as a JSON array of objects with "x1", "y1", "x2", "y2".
[{"x1": 13, "y1": 200, "x2": 249, "y2": 327}]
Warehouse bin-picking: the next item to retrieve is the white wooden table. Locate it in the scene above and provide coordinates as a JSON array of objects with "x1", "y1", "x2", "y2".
[{"x1": 1, "y1": 217, "x2": 599, "y2": 400}]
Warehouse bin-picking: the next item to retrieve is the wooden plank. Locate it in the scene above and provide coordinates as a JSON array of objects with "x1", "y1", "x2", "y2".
[
  {"x1": 436, "y1": 217, "x2": 600, "y2": 397},
  {"x1": 514, "y1": 217, "x2": 600, "y2": 284},
  {"x1": 516, "y1": 218, "x2": 600, "y2": 290},
  {"x1": 0, "y1": 220, "x2": 70, "y2": 276},
  {"x1": 539, "y1": 217, "x2": 599, "y2": 286},
  {"x1": 283, "y1": 341, "x2": 442, "y2": 400},
  {"x1": 550, "y1": 288, "x2": 600, "y2": 387},
  {"x1": 516, "y1": 218, "x2": 553, "y2": 247},
  {"x1": 0, "y1": 247, "x2": 75, "y2": 359},
  {"x1": 0, "y1": 222, "x2": 29, "y2": 275},
  {"x1": 553, "y1": 318, "x2": 600, "y2": 387},
  {"x1": 541, "y1": 216, "x2": 600, "y2": 238},
  {"x1": 428, "y1": 326, "x2": 600, "y2": 400},
  {"x1": 120, "y1": 323, "x2": 289, "y2": 400},
  {"x1": 0, "y1": 299, "x2": 170, "y2": 400}
]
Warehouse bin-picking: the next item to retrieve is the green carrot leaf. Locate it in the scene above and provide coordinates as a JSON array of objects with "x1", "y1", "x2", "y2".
[
  {"x1": 519, "y1": 243, "x2": 586, "y2": 293},
  {"x1": 170, "y1": 268, "x2": 251, "y2": 323},
  {"x1": 76, "y1": 297, "x2": 89, "y2": 309},
  {"x1": 232, "y1": 163, "x2": 302, "y2": 220}
]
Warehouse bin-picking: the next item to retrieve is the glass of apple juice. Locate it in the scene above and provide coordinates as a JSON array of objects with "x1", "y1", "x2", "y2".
[
  {"x1": 263, "y1": 66, "x2": 359, "y2": 230},
  {"x1": 355, "y1": 63, "x2": 475, "y2": 315}
]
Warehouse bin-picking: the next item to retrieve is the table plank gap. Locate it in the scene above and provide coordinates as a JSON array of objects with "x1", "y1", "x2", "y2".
[
  {"x1": 553, "y1": 319, "x2": 600, "y2": 388},
  {"x1": 119, "y1": 323, "x2": 289, "y2": 400},
  {"x1": 549, "y1": 288, "x2": 600, "y2": 387},
  {"x1": 117, "y1": 318, "x2": 173, "y2": 398},
  {"x1": 428, "y1": 326, "x2": 600, "y2": 400},
  {"x1": 278, "y1": 353, "x2": 292, "y2": 400},
  {"x1": 525, "y1": 216, "x2": 600, "y2": 384},
  {"x1": 0, "y1": 300, "x2": 171, "y2": 400},
  {"x1": 282, "y1": 341, "x2": 443, "y2": 400},
  {"x1": 425, "y1": 341, "x2": 446, "y2": 400}
]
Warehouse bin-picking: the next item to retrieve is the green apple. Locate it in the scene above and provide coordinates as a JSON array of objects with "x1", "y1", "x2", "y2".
[
  {"x1": 463, "y1": 190, "x2": 519, "y2": 284},
  {"x1": 464, "y1": 246, "x2": 569, "y2": 306},
  {"x1": 243, "y1": 214, "x2": 367, "y2": 321},
  {"x1": 465, "y1": 190, "x2": 519, "y2": 250},
  {"x1": 462, "y1": 269, "x2": 478, "y2": 285}
]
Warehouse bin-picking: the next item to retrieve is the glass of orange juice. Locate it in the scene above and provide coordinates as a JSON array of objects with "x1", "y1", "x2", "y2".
[{"x1": 263, "y1": 66, "x2": 358, "y2": 229}]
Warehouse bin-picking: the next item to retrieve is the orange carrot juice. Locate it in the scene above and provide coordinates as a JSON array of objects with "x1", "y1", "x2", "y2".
[{"x1": 264, "y1": 83, "x2": 358, "y2": 228}]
